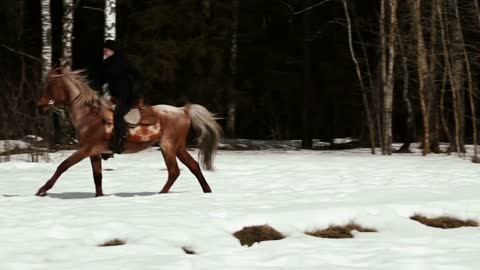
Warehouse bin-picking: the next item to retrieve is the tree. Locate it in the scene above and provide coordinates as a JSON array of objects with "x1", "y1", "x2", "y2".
[
  {"x1": 446, "y1": 0, "x2": 466, "y2": 154},
  {"x1": 382, "y1": 0, "x2": 397, "y2": 155},
  {"x1": 396, "y1": 33, "x2": 415, "y2": 153},
  {"x1": 227, "y1": 0, "x2": 239, "y2": 136},
  {"x1": 451, "y1": 0, "x2": 477, "y2": 158},
  {"x1": 61, "y1": 0, "x2": 74, "y2": 65},
  {"x1": 342, "y1": 0, "x2": 376, "y2": 154},
  {"x1": 105, "y1": 0, "x2": 116, "y2": 40},
  {"x1": 41, "y1": 0, "x2": 52, "y2": 81},
  {"x1": 301, "y1": 0, "x2": 313, "y2": 149},
  {"x1": 410, "y1": 0, "x2": 431, "y2": 155}
]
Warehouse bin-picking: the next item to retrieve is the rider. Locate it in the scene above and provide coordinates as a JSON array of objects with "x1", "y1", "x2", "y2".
[{"x1": 97, "y1": 39, "x2": 141, "y2": 154}]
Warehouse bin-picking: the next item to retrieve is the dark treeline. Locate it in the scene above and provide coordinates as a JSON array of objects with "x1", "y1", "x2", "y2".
[{"x1": 1, "y1": 0, "x2": 480, "y2": 156}]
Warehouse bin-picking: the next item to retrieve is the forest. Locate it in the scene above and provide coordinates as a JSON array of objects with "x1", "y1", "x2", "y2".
[{"x1": 1, "y1": 0, "x2": 480, "y2": 156}]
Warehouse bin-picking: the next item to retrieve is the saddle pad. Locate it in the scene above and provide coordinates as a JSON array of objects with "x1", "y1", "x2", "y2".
[
  {"x1": 101, "y1": 103, "x2": 157, "y2": 126},
  {"x1": 124, "y1": 109, "x2": 141, "y2": 124}
]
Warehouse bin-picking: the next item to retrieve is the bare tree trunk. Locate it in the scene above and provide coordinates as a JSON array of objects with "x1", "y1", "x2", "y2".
[
  {"x1": 396, "y1": 35, "x2": 415, "y2": 153},
  {"x1": 355, "y1": 26, "x2": 382, "y2": 150},
  {"x1": 429, "y1": 0, "x2": 441, "y2": 153},
  {"x1": 342, "y1": 0, "x2": 375, "y2": 154},
  {"x1": 379, "y1": 0, "x2": 387, "y2": 154},
  {"x1": 411, "y1": 0, "x2": 431, "y2": 155},
  {"x1": 472, "y1": 0, "x2": 480, "y2": 159},
  {"x1": 301, "y1": 0, "x2": 313, "y2": 149},
  {"x1": 41, "y1": 0, "x2": 52, "y2": 82},
  {"x1": 227, "y1": 0, "x2": 239, "y2": 137},
  {"x1": 383, "y1": 0, "x2": 397, "y2": 155},
  {"x1": 474, "y1": 0, "x2": 480, "y2": 24},
  {"x1": 440, "y1": 64, "x2": 453, "y2": 146},
  {"x1": 452, "y1": 0, "x2": 477, "y2": 159},
  {"x1": 438, "y1": 0, "x2": 461, "y2": 154},
  {"x1": 61, "y1": 0, "x2": 74, "y2": 65},
  {"x1": 445, "y1": 0, "x2": 465, "y2": 154},
  {"x1": 105, "y1": 0, "x2": 116, "y2": 40}
]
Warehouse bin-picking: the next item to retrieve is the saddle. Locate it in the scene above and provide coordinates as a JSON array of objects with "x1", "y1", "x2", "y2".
[{"x1": 100, "y1": 98, "x2": 157, "y2": 127}]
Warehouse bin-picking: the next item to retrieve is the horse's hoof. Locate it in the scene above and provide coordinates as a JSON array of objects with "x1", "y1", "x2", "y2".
[
  {"x1": 95, "y1": 193, "x2": 104, "y2": 197},
  {"x1": 35, "y1": 191, "x2": 47, "y2": 197}
]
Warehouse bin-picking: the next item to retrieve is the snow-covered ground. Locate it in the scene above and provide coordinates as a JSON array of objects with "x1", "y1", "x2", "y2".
[
  {"x1": 0, "y1": 140, "x2": 31, "y2": 152},
  {"x1": 1, "y1": 147, "x2": 480, "y2": 270}
]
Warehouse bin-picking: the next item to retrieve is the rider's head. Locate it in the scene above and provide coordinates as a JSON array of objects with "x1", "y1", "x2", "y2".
[{"x1": 103, "y1": 39, "x2": 117, "y2": 59}]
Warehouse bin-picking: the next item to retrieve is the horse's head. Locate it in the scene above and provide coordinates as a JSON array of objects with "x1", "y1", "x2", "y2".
[{"x1": 37, "y1": 67, "x2": 70, "y2": 114}]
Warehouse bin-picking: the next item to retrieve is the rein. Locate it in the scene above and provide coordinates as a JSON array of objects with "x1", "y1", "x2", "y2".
[{"x1": 47, "y1": 95, "x2": 81, "y2": 113}]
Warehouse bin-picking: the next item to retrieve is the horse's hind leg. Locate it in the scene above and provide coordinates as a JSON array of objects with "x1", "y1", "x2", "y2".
[
  {"x1": 177, "y1": 148, "x2": 212, "y2": 193},
  {"x1": 90, "y1": 155, "x2": 104, "y2": 197},
  {"x1": 159, "y1": 144, "x2": 180, "y2": 193}
]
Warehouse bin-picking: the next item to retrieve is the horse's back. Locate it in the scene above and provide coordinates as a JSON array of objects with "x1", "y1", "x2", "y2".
[
  {"x1": 152, "y1": 104, "x2": 185, "y2": 114},
  {"x1": 152, "y1": 105, "x2": 191, "y2": 137}
]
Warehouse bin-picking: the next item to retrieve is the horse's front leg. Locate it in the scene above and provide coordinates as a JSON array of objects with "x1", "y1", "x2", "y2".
[
  {"x1": 36, "y1": 148, "x2": 90, "y2": 196},
  {"x1": 90, "y1": 155, "x2": 104, "y2": 197}
]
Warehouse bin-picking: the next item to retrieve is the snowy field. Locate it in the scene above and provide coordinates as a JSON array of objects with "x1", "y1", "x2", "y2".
[{"x1": 1, "y1": 147, "x2": 480, "y2": 270}]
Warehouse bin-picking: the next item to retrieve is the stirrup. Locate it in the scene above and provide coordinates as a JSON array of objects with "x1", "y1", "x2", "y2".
[{"x1": 101, "y1": 153, "x2": 114, "y2": 160}]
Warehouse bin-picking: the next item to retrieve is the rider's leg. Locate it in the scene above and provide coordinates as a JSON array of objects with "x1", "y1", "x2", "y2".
[{"x1": 111, "y1": 97, "x2": 130, "y2": 153}]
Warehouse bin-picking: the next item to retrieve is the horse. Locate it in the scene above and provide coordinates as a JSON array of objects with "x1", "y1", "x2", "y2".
[{"x1": 35, "y1": 66, "x2": 222, "y2": 197}]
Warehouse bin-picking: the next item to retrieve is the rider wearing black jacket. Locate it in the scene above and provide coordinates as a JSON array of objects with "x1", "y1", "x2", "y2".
[{"x1": 98, "y1": 40, "x2": 141, "y2": 153}]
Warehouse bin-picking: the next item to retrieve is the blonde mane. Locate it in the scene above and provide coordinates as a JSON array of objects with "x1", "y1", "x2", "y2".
[{"x1": 61, "y1": 68, "x2": 100, "y2": 107}]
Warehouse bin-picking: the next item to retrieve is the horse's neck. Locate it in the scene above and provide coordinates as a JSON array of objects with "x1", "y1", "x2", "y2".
[
  {"x1": 68, "y1": 103, "x2": 88, "y2": 129},
  {"x1": 63, "y1": 78, "x2": 94, "y2": 129},
  {"x1": 62, "y1": 77, "x2": 81, "y2": 105}
]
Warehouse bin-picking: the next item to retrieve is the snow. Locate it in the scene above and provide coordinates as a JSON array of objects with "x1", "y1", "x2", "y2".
[
  {"x1": 25, "y1": 135, "x2": 44, "y2": 142},
  {"x1": 219, "y1": 138, "x2": 329, "y2": 150},
  {"x1": 1, "y1": 147, "x2": 480, "y2": 270},
  {"x1": 0, "y1": 140, "x2": 31, "y2": 152},
  {"x1": 332, "y1": 137, "x2": 358, "y2": 144}
]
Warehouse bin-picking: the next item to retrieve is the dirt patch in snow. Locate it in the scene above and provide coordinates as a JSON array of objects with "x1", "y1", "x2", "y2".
[
  {"x1": 233, "y1": 225, "x2": 285, "y2": 247},
  {"x1": 98, "y1": 239, "x2": 126, "y2": 247},
  {"x1": 410, "y1": 214, "x2": 478, "y2": 229},
  {"x1": 306, "y1": 222, "x2": 377, "y2": 239}
]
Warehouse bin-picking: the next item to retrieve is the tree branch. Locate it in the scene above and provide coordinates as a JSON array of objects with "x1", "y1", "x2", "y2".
[
  {"x1": 81, "y1": 6, "x2": 104, "y2": 12},
  {"x1": 1, "y1": 45, "x2": 41, "y2": 61},
  {"x1": 279, "y1": 0, "x2": 332, "y2": 15}
]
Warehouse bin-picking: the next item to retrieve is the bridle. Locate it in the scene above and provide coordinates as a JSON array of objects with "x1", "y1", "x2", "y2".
[
  {"x1": 47, "y1": 99, "x2": 66, "y2": 113},
  {"x1": 43, "y1": 73, "x2": 81, "y2": 113}
]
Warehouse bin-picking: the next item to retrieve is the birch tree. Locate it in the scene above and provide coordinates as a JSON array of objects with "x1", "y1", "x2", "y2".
[
  {"x1": 379, "y1": 0, "x2": 387, "y2": 153},
  {"x1": 422, "y1": 0, "x2": 441, "y2": 153},
  {"x1": 342, "y1": 0, "x2": 376, "y2": 154},
  {"x1": 452, "y1": 0, "x2": 476, "y2": 158},
  {"x1": 382, "y1": 0, "x2": 397, "y2": 155},
  {"x1": 227, "y1": 0, "x2": 239, "y2": 136},
  {"x1": 105, "y1": 0, "x2": 116, "y2": 40},
  {"x1": 61, "y1": 0, "x2": 74, "y2": 65},
  {"x1": 301, "y1": 0, "x2": 313, "y2": 149},
  {"x1": 396, "y1": 34, "x2": 415, "y2": 153},
  {"x1": 447, "y1": 0, "x2": 465, "y2": 154},
  {"x1": 41, "y1": 0, "x2": 52, "y2": 81},
  {"x1": 410, "y1": 0, "x2": 431, "y2": 155}
]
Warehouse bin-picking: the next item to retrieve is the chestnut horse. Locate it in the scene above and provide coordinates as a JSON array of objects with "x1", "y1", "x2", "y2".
[{"x1": 36, "y1": 67, "x2": 222, "y2": 197}]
